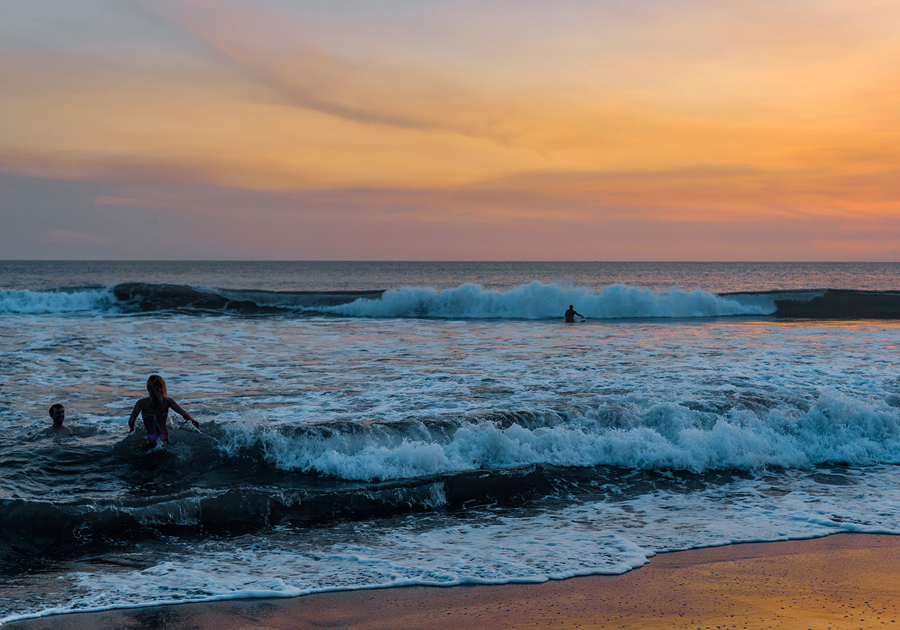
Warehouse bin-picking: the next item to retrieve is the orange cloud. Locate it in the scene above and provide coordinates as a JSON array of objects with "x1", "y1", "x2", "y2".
[{"x1": 145, "y1": 0, "x2": 520, "y2": 140}]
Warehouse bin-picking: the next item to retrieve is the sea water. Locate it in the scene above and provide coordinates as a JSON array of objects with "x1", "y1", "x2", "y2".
[{"x1": 0, "y1": 261, "x2": 898, "y2": 624}]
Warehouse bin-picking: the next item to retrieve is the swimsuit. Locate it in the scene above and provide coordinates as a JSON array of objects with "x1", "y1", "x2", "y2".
[{"x1": 142, "y1": 412, "x2": 169, "y2": 442}]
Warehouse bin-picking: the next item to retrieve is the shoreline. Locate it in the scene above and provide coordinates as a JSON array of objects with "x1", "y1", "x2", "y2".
[{"x1": 6, "y1": 533, "x2": 900, "y2": 629}]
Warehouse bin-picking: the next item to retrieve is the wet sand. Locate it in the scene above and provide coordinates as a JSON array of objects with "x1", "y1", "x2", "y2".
[{"x1": 7, "y1": 533, "x2": 900, "y2": 629}]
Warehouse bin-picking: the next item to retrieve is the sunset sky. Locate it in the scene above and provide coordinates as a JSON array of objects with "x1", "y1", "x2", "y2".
[{"x1": 1, "y1": 0, "x2": 899, "y2": 260}]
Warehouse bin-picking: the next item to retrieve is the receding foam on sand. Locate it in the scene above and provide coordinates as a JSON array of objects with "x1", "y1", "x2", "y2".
[{"x1": 7, "y1": 533, "x2": 900, "y2": 629}]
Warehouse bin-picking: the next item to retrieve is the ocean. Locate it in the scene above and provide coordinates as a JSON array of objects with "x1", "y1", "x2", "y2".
[{"x1": 1, "y1": 261, "x2": 899, "y2": 625}]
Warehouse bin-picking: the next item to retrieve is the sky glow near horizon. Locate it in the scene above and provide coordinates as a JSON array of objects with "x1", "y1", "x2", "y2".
[{"x1": 1, "y1": 0, "x2": 899, "y2": 260}]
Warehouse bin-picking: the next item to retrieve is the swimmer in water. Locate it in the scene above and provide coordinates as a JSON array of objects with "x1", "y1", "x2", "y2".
[
  {"x1": 564, "y1": 304, "x2": 584, "y2": 323},
  {"x1": 48, "y1": 403, "x2": 75, "y2": 436},
  {"x1": 128, "y1": 374, "x2": 198, "y2": 445}
]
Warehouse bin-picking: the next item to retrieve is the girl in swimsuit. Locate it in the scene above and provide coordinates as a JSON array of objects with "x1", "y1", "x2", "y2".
[{"x1": 128, "y1": 374, "x2": 199, "y2": 445}]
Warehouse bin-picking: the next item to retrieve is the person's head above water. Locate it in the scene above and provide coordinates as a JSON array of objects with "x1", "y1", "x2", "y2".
[
  {"x1": 49, "y1": 403, "x2": 65, "y2": 426},
  {"x1": 48, "y1": 403, "x2": 74, "y2": 435},
  {"x1": 146, "y1": 374, "x2": 168, "y2": 406}
]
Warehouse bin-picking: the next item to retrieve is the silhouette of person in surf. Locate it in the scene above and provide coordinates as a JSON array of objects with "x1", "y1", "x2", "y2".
[
  {"x1": 564, "y1": 305, "x2": 584, "y2": 323},
  {"x1": 48, "y1": 403, "x2": 75, "y2": 436},
  {"x1": 128, "y1": 374, "x2": 198, "y2": 446}
]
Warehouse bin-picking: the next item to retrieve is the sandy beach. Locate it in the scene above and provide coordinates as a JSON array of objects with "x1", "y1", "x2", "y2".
[{"x1": 6, "y1": 533, "x2": 900, "y2": 629}]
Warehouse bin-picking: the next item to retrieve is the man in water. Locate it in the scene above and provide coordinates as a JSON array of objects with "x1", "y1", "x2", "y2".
[
  {"x1": 564, "y1": 304, "x2": 584, "y2": 322},
  {"x1": 48, "y1": 403, "x2": 75, "y2": 436}
]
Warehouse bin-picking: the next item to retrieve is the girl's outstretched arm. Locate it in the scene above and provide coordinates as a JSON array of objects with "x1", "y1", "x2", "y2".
[{"x1": 168, "y1": 399, "x2": 199, "y2": 427}]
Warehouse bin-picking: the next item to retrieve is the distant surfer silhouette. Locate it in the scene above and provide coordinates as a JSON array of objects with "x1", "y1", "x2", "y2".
[
  {"x1": 564, "y1": 305, "x2": 584, "y2": 323},
  {"x1": 128, "y1": 374, "x2": 198, "y2": 446}
]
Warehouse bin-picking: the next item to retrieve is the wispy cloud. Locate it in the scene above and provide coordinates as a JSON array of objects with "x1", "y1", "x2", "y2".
[{"x1": 145, "y1": 0, "x2": 518, "y2": 140}]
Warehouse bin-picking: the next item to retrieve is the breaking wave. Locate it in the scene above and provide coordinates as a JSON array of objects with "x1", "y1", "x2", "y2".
[
  {"x1": 0, "y1": 287, "x2": 114, "y2": 314},
  {"x1": 2, "y1": 392, "x2": 898, "y2": 558},
  {"x1": 0, "y1": 282, "x2": 896, "y2": 319},
  {"x1": 216, "y1": 392, "x2": 900, "y2": 480},
  {"x1": 327, "y1": 282, "x2": 772, "y2": 319}
]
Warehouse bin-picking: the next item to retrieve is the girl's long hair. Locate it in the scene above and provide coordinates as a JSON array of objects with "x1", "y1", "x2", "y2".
[{"x1": 146, "y1": 374, "x2": 168, "y2": 408}]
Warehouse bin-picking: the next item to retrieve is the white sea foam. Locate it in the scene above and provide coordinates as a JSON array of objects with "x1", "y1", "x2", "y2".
[
  {"x1": 214, "y1": 392, "x2": 900, "y2": 480},
  {"x1": 328, "y1": 282, "x2": 775, "y2": 319},
  {"x1": 0, "y1": 288, "x2": 114, "y2": 314}
]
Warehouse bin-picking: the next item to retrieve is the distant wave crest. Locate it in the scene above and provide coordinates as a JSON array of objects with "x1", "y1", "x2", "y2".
[
  {"x1": 0, "y1": 282, "x2": 896, "y2": 319},
  {"x1": 0, "y1": 288, "x2": 115, "y2": 314},
  {"x1": 328, "y1": 282, "x2": 773, "y2": 319}
]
